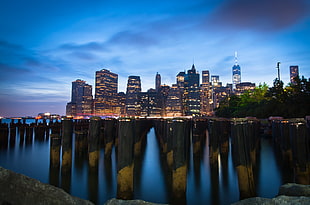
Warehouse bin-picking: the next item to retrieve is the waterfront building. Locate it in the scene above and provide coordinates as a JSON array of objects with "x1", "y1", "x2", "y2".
[
  {"x1": 147, "y1": 89, "x2": 161, "y2": 117},
  {"x1": 211, "y1": 75, "x2": 222, "y2": 87},
  {"x1": 232, "y1": 52, "x2": 241, "y2": 89},
  {"x1": 290, "y1": 65, "x2": 299, "y2": 84},
  {"x1": 66, "y1": 79, "x2": 93, "y2": 116},
  {"x1": 184, "y1": 64, "x2": 200, "y2": 116},
  {"x1": 200, "y1": 70, "x2": 213, "y2": 116},
  {"x1": 235, "y1": 82, "x2": 256, "y2": 96},
  {"x1": 94, "y1": 69, "x2": 119, "y2": 115},
  {"x1": 212, "y1": 85, "x2": 232, "y2": 109},
  {"x1": 166, "y1": 84, "x2": 183, "y2": 117},
  {"x1": 125, "y1": 76, "x2": 142, "y2": 116},
  {"x1": 176, "y1": 71, "x2": 185, "y2": 89},
  {"x1": 157, "y1": 84, "x2": 170, "y2": 117},
  {"x1": 155, "y1": 72, "x2": 161, "y2": 92},
  {"x1": 202, "y1": 70, "x2": 210, "y2": 84}
]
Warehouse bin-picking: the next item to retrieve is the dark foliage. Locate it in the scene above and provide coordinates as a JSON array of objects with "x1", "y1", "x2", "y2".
[{"x1": 215, "y1": 76, "x2": 310, "y2": 118}]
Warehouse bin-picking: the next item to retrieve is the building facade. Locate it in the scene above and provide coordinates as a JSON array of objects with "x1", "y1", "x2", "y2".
[
  {"x1": 94, "y1": 69, "x2": 119, "y2": 115},
  {"x1": 125, "y1": 76, "x2": 142, "y2": 116},
  {"x1": 184, "y1": 64, "x2": 201, "y2": 116},
  {"x1": 290, "y1": 65, "x2": 299, "y2": 84},
  {"x1": 66, "y1": 79, "x2": 93, "y2": 117}
]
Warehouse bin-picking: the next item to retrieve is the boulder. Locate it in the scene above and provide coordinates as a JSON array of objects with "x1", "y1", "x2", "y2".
[
  {"x1": 104, "y1": 198, "x2": 167, "y2": 205},
  {"x1": 278, "y1": 183, "x2": 310, "y2": 197},
  {"x1": 0, "y1": 166, "x2": 93, "y2": 205}
]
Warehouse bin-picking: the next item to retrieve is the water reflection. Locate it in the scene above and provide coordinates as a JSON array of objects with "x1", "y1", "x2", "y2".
[{"x1": 0, "y1": 118, "x2": 309, "y2": 205}]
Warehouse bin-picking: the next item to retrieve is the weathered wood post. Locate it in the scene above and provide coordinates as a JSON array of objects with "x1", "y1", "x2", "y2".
[
  {"x1": 171, "y1": 118, "x2": 190, "y2": 203},
  {"x1": 61, "y1": 118, "x2": 73, "y2": 193},
  {"x1": 290, "y1": 120, "x2": 310, "y2": 185},
  {"x1": 117, "y1": 118, "x2": 135, "y2": 200},
  {"x1": 0, "y1": 122, "x2": 9, "y2": 149},
  {"x1": 231, "y1": 119, "x2": 258, "y2": 200},
  {"x1": 88, "y1": 117, "x2": 101, "y2": 168},
  {"x1": 192, "y1": 118, "x2": 208, "y2": 157},
  {"x1": 103, "y1": 118, "x2": 115, "y2": 158},
  {"x1": 18, "y1": 119, "x2": 25, "y2": 146},
  {"x1": 49, "y1": 133, "x2": 61, "y2": 186},
  {"x1": 9, "y1": 121, "x2": 16, "y2": 147},
  {"x1": 25, "y1": 123, "x2": 33, "y2": 144}
]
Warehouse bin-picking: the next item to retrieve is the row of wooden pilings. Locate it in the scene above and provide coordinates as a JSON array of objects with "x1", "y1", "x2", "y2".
[
  {"x1": 0, "y1": 119, "x2": 61, "y2": 149},
  {"x1": 49, "y1": 117, "x2": 153, "y2": 202},
  {"x1": 272, "y1": 118, "x2": 310, "y2": 185}
]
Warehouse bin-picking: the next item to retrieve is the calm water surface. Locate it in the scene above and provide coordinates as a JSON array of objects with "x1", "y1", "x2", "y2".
[{"x1": 0, "y1": 119, "x2": 294, "y2": 205}]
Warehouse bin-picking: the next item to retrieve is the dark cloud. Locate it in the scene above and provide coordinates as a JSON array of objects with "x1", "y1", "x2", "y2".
[
  {"x1": 0, "y1": 63, "x2": 32, "y2": 81},
  {"x1": 59, "y1": 42, "x2": 108, "y2": 52},
  {"x1": 107, "y1": 30, "x2": 159, "y2": 48},
  {"x1": 209, "y1": 0, "x2": 310, "y2": 31}
]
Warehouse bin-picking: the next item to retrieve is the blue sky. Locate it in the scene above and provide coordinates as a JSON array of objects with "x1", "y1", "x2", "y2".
[{"x1": 1, "y1": 0, "x2": 310, "y2": 117}]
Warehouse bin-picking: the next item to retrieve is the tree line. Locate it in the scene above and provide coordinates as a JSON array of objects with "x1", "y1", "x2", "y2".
[{"x1": 215, "y1": 76, "x2": 310, "y2": 118}]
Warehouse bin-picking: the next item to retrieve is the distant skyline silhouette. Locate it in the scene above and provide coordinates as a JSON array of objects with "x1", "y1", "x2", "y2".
[{"x1": 1, "y1": 0, "x2": 310, "y2": 117}]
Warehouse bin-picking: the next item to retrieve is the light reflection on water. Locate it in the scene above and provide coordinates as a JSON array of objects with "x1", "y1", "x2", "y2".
[{"x1": 0, "y1": 118, "x2": 297, "y2": 205}]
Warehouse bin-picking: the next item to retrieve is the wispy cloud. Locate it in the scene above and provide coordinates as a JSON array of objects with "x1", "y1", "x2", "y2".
[{"x1": 209, "y1": 0, "x2": 310, "y2": 31}]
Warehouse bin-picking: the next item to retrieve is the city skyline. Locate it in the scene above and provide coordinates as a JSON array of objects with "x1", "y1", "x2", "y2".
[{"x1": 1, "y1": 0, "x2": 310, "y2": 117}]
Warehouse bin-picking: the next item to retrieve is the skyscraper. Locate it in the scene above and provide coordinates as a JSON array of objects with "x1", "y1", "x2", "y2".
[
  {"x1": 232, "y1": 52, "x2": 241, "y2": 89},
  {"x1": 94, "y1": 69, "x2": 118, "y2": 115},
  {"x1": 184, "y1": 64, "x2": 200, "y2": 116},
  {"x1": 290, "y1": 65, "x2": 299, "y2": 84},
  {"x1": 125, "y1": 76, "x2": 141, "y2": 116},
  {"x1": 155, "y1": 72, "x2": 161, "y2": 92},
  {"x1": 200, "y1": 70, "x2": 212, "y2": 116},
  {"x1": 166, "y1": 84, "x2": 183, "y2": 117},
  {"x1": 202, "y1": 70, "x2": 210, "y2": 84},
  {"x1": 66, "y1": 79, "x2": 93, "y2": 116}
]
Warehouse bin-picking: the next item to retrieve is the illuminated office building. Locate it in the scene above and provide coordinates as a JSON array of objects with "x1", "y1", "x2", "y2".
[
  {"x1": 66, "y1": 79, "x2": 93, "y2": 116},
  {"x1": 290, "y1": 65, "x2": 299, "y2": 84},
  {"x1": 125, "y1": 76, "x2": 142, "y2": 116},
  {"x1": 166, "y1": 84, "x2": 183, "y2": 117},
  {"x1": 232, "y1": 52, "x2": 241, "y2": 89},
  {"x1": 200, "y1": 70, "x2": 212, "y2": 116},
  {"x1": 155, "y1": 72, "x2": 161, "y2": 92},
  {"x1": 94, "y1": 69, "x2": 119, "y2": 115},
  {"x1": 235, "y1": 82, "x2": 255, "y2": 96},
  {"x1": 184, "y1": 64, "x2": 200, "y2": 116}
]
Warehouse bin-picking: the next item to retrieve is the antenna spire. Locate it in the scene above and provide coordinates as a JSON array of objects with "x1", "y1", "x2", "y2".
[{"x1": 234, "y1": 51, "x2": 238, "y2": 65}]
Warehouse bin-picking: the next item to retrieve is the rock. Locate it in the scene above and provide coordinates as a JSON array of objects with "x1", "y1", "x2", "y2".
[
  {"x1": 231, "y1": 197, "x2": 273, "y2": 205},
  {"x1": 232, "y1": 183, "x2": 310, "y2": 205},
  {"x1": 232, "y1": 195, "x2": 310, "y2": 205},
  {"x1": 104, "y1": 198, "x2": 168, "y2": 205},
  {"x1": 0, "y1": 166, "x2": 93, "y2": 205},
  {"x1": 278, "y1": 183, "x2": 310, "y2": 197}
]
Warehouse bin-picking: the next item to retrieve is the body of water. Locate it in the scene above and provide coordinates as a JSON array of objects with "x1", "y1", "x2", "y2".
[{"x1": 0, "y1": 118, "x2": 306, "y2": 204}]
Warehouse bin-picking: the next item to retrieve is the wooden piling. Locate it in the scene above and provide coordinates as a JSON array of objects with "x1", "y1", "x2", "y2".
[
  {"x1": 61, "y1": 119, "x2": 73, "y2": 171},
  {"x1": 290, "y1": 121, "x2": 310, "y2": 184},
  {"x1": 0, "y1": 123, "x2": 9, "y2": 149},
  {"x1": 117, "y1": 118, "x2": 135, "y2": 200},
  {"x1": 88, "y1": 117, "x2": 101, "y2": 168},
  {"x1": 103, "y1": 118, "x2": 115, "y2": 158},
  {"x1": 171, "y1": 119, "x2": 190, "y2": 203},
  {"x1": 61, "y1": 119, "x2": 73, "y2": 193},
  {"x1": 49, "y1": 133, "x2": 61, "y2": 187},
  {"x1": 231, "y1": 120, "x2": 258, "y2": 199}
]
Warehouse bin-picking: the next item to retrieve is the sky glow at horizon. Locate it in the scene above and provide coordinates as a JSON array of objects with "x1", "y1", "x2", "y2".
[{"x1": 1, "y1": 0, "x2": 310, "y2": 117}]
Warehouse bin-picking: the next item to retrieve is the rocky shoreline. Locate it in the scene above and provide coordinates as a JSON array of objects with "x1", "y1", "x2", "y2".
[{"x1": 1, "y1": 166, "x2": 309, "y2": 205}]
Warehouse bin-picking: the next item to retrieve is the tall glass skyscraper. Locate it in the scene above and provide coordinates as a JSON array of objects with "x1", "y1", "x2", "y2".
[
  {"x1": 94, "y1": 69, "x2": 118, "y2": 115},
  {"x1": 232, "y1": 52, "x2": 241, "y2": 89},
  {"x1": 290, "y1": 65, "x2": 299, "y2": 84},
  {"x1": 66, "y1": 79, "x2": 93, "y2": 116},
  {"x1": 155, "y1": 72, "x2": 161, "y2": 92},
  {"x1": 125, "y1": 76, "x2": 141, "y2": 116},
  {"x1": 184, "y1": 64, "x2": 200, "y2": 116}
]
